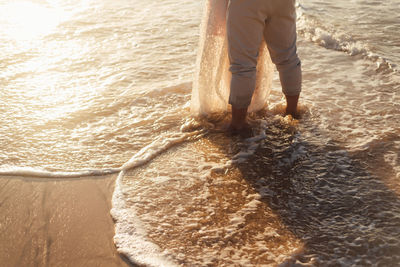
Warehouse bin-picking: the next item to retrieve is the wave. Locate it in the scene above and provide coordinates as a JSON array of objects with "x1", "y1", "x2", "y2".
[
  {"x1": 0, "y1": 117, "x2": 205, "y2": 179},
  {"x1": 296, "y1": 3, "x2": 398, "y2": 73},
  {"x1": 0, "y1": 166, "x2": 120, "y2": 178}
]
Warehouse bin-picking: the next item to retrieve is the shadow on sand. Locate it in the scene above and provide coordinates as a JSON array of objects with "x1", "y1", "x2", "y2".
[{"x1": 204, "y1": 112, "x2": 400, "y2": 266}]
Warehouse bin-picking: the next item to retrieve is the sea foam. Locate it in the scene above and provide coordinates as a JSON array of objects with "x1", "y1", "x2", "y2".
[{"x1": 296, "y1": 3, "x2": 398, "y2": 73}]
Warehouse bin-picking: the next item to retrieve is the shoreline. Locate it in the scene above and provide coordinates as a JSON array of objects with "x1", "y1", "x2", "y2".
[{"x1": 0, "y1": 174, "x2": 132, "y2": 267}]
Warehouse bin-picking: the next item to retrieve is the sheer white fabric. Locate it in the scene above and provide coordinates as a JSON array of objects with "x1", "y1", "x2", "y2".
[{"x1": 191, "y1": 0, "x2": 273, "y2": 115}]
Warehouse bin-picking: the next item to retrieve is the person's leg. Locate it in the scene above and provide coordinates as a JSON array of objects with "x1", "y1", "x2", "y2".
[
  {"x1": 264, "y1": 0, "x2": 302, "y2": 117},
  {"x1": 226, "y1": 0, "x2": 266, "y2": 129}
]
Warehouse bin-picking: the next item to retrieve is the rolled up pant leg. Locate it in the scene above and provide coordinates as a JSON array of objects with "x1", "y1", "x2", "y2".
[
  {"x1": 227, "y1": 0, "x2": 265, "y2": 109},
  {"x1": 264, "y1": 1, "x2": 302, "y2": 96}
]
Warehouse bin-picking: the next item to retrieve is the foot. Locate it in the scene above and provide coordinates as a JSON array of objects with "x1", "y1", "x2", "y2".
[
  {"x1": 227, "y1": 122, "x2": 253, "y2": 137},
  {"x1": 228, "y1": 106, "x2": 253, "y2": 137},
  {"x1": 229, "y1": 106, "x2": 248, "y2": 130},
  {"x1": 285, "y1": 94, "x2": 300, "y2": 118}
]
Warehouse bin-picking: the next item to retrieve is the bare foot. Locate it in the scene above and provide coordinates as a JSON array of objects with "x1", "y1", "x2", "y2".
[
  {"x1": 228, "y1": 106, "x2": 253, "y2": 137},
  {"x1": 227, "y1": 122, "x2": 253, "y2": 137},
  {"x1": 285, "y1": 94, "x2": 300, "y2": 118},
  {"x1": 230, "y1": 106, "x2": 247, "y2": 129}
]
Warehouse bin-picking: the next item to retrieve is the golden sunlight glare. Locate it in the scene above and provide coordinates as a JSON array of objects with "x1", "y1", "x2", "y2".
[{"x1": 0, "y1": 1, "x2": 66, "y2": 40}]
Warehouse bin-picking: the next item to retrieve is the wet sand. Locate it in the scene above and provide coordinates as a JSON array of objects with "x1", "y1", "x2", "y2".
[{"x1": 0, "y1": 175, "x2": 131, "y2": 267}]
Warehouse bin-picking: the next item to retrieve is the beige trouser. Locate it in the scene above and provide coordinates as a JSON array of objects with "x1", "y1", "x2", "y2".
[{"x1": 227, "y1": 0, "x2": 302, "y2": 108}]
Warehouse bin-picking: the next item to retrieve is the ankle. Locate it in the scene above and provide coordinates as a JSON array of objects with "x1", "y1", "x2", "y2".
[
  {"x1": 285, "y1": 94, "x2": 299, "y2": 117},
  {"x1": 231, "y1": 106, "x2": 248, "y2": 129}
]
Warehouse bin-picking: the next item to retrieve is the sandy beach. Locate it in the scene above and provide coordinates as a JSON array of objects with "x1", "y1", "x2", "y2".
[{"x1": 0, "y1": 175, "x2": 131, "y2": 267}]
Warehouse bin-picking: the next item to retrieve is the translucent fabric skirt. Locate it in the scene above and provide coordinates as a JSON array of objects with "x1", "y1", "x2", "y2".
[{"x1": 191, "y1": 0, "x2": 273, "y2": 116}]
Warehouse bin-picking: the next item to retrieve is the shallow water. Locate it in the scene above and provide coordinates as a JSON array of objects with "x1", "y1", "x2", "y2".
[
  {"x1": 1, "y1": 0, "x2": 400, "y2": 266},
  {"x1": 0, "y1": 0, "x2": 199, "y2": 171}
]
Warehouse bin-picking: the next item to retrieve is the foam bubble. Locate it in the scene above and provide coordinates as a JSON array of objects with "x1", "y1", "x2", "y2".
[{"x1": 296, "y1": 3, "x2": 398, "y2": 73}]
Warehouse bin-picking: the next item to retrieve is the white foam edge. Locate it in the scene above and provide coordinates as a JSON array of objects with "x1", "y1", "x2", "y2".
[
  {"x1": 111, "y1": 170, "x2": 178, "y2": 267},
  {"x1": 0, "y1": 129, "x2": 204, "y2": 179},
  {"x1": 121, "y1": 130, "x2": 205, "y2": 171},
  {"x1": 296, "y1": 3, "x2": 398, "y2": 73},
  {"x1": 111, "y1": 130, "x2": 208, "y2": 266},
  {"x1": 0, "y1": 166, "x2": 120, "y2": 178}
]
